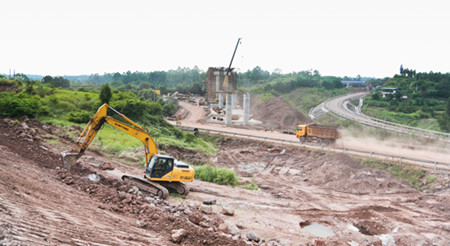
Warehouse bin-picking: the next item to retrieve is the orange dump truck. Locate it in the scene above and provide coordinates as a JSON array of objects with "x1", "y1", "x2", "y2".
[{"x1": 296, "y1": 123, "x2": 339, "y2": 145}]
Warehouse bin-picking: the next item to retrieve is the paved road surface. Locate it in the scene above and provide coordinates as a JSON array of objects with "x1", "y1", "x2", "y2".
[{"x1": 324, "y1": 92, "x2": 450, "y2": 142}]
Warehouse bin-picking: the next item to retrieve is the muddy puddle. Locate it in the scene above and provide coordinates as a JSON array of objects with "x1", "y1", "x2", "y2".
[{"x1": 300, "y1": 221, "x2": 335, "y2": 238}]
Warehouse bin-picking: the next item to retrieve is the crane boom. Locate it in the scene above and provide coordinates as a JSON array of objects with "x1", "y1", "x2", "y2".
[{"x1": 222, "y1": 38, "x2": 242, "y2": 89}]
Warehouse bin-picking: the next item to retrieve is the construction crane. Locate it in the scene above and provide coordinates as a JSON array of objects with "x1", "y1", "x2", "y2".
[{"x1": 222, "y1": 38, "x2": 242, "y2": 90}]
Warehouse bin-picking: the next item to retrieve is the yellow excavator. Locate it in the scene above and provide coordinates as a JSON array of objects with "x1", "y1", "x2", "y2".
[{"x1": 61, "y1": 104, "x2": 195, "y2": 199}]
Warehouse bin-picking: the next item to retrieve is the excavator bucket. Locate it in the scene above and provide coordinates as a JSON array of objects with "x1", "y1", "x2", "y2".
[{"x1": 61, "y1": 151, "x2": 79, "y2": 170}]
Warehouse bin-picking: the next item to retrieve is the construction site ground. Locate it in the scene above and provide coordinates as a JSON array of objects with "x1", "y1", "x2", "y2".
[{"x1": 1, "y1": 98, "x2": 449, "y2": 245}]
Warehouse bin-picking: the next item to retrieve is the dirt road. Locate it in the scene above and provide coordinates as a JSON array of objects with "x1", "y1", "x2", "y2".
[{"x1": 176, "y1": 101, "x2": 450, "y2": 166}]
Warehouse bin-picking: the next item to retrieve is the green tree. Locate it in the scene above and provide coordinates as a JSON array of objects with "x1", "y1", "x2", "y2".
[
  {"x1": 51, "y1": 76, "x2": 70, "y2": 88},
  {"x1": 447, "y1": 96, "x2": 450, "y2": 117},
  {"x1": 42, "y1": 75, "x2": 54, "y2": 84},
  {"x1": 162, "y1": 102, "x2": 177, "y2": 117},
  {"x1": 190, "y1": 82, "x2": 203, "y2": 95},
  {"x1": 99, "y1": 83, "x2": 112, "y2": 104}
]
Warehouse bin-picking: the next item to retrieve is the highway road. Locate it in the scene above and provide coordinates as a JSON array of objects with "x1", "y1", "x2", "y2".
[
  {"x1": 173, "y1": 100, "x2": 450, "y2": 169},
  {"x1": 323, "y1": 92, "x2": 450, "y2": 143}
]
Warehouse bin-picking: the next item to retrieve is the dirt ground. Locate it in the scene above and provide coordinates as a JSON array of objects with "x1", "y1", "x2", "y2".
[
  {"x1": 250, "y1": 96, "x2": 312, "y2": 130},
  {"x1": 0, "y1": 119, "x2": 243, "y2": 246},
  {"x1": 1, "y1": 99, "x2": 450, "y2": 245}
]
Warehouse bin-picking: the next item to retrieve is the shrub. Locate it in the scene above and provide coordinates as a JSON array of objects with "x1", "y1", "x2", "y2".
[
  {"x1": 193, "y1": 165, "x2": 239, "y2": 186},
  {"x1": 111, "y1": 98, "x2": 162, "y2": 122},
  {"x1": 184, "y1": 132, "x2": 196, "y2": 143},
  {"x1": 67, "y1": 110, "x2": 92, "y2": 123},
  {"x1": 0, "y1": 92, "x2": 48, "y2": 118},
  {"x1": 241, "y1": 182, "x2": 259, "y2": 190}
]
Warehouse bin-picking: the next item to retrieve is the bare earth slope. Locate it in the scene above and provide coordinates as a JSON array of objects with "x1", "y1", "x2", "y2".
[
  {"x1": 251, "y1": 96, "x2": 311, "y2": 129},
  {"x1": 1, "y1": 115, "x2": 450, "y2": 245},
  {"x1": 0, "y1": 119, "x2": 242, "y2": 246}
]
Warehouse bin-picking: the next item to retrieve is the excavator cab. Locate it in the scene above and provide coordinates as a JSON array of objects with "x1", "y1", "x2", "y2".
[{"x1": 146, "y1": 155, "x2": 174, "y2": 179}]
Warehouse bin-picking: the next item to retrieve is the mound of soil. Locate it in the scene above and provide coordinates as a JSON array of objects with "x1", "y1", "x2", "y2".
[{"x1": 251, "y1": 96, "x2": 311, "y2": 130}]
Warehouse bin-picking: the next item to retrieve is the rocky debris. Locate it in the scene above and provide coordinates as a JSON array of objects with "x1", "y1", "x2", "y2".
[
  {"x1": 171, "y1": 228, "x2": 187, "y2": 243},
  {"x1": 265, "y1": 239, "x2": 285, "y2": 246},
  {"x1": 309, "y1": 154, "x2": 415, "y2": 195},
  {"x1": 314, "y1": 240, "x2": 326, "y2": 246},
  {"x1": 203, "y1": 199, "x2": 216, "y2": 205},
  {"x1": 199, "y1": 204, "x2": 213, "y2": 214},
  {"x1": 99, "y1": 162, "x2": 114, "y2": 170},
  {"x1": 224, "y1": 221, "x2": 240, "y2": 235},
  {"x1": 218, "y1": 223, "x2": 229, "y2": 234},
  {"x1": 246, "y1": 230, "x2": 260, "y2": 242},
  {"x1": 118, "y1": 185, "x2": 129, "y2": 192},
  {"x1": 222, "y1": 206, "x2": 235, "y2": 216},
  {"x1": 188, "y1": 211, "x2": 203, "y2": 225}
]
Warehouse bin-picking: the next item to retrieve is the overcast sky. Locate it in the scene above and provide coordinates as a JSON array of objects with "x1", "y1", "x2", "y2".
[{"x1": 1, "y1": 0, "x2": 449, "y2": 78}]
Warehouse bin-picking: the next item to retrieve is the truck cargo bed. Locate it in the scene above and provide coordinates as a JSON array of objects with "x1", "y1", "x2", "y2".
[{"x1": 307, "y1": 124, "x2": 339, "y2": 139}]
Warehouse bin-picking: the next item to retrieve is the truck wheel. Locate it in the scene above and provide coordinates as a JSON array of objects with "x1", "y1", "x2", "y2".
[
  {"x1": 323, "y1": 139, "x2": 331, "y2": 146},
  {"x1": 299, "y1": 136, "x2": 306, "y2": 144}
]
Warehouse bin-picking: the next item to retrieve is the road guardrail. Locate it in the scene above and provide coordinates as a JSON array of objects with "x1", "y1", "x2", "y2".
[{"x1": 177, "y1": 125, "x2": 450, "y2": 171}]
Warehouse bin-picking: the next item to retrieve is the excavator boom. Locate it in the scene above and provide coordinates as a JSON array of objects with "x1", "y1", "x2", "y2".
[
  {"x1": 62, "y1": 104, "x2": 157, "y2": 169},
  {"x1": 61, "y1": 103, "x2": 194, "y2": 199}
]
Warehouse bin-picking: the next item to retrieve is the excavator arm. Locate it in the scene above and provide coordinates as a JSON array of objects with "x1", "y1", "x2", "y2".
[{"x1": 61, "y1": 104, "x2": 158, "y2": 168}]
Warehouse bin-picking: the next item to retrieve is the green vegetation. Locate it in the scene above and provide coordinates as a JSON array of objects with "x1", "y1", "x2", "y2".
[
  {"x1": 237, "y1": 68, "x2": 362, "y2": 118},
  {"x1": 0, "y1": 92, "x2": 49, "y2": 118},
  {"x1": 193, "y1": 165, "x2": 260, "y2": 190},
  {"x1": 0, "y1": 76, "x2": 218, "y2": 162},
  {"x1": 67, "y1": 110, "x2": 92, "y2": 123},
  {"x1": 363, "y1": 67, "x2": 450, "y2": 132},
  {"x1": 193, "y1": 165, "x2": 239, "y2": 186},
  {"x1": 359, "y1": 158, "x2": 428, "y2": 190},
  {"x1": 426, "y1": 175, "x2": 437, "y2": 184},
  {"x1": 283, "y1": 87, "x2": 348, "y2": 117},
  {"x1": 46, "y1": 140, "x2": 61, "y2": 145},
  {"x1": 240, "y1": 179, "x2": 259, "y2": 190},
  {"x1": 99, "y1": 83, "x2": 112, "y2": 104}
]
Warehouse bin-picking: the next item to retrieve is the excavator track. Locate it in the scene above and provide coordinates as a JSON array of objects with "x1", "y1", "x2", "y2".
[
  {"x1": 159, "y1": 182, "x2": 189, "y2": 196},
  {"x1": 121, "y1": 175, "x2": 169, "y2": 199}
]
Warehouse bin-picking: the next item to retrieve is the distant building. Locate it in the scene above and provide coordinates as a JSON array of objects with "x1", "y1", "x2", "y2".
[{"x1": 381, "y1": 87, "x2": 397, "y2": 98}]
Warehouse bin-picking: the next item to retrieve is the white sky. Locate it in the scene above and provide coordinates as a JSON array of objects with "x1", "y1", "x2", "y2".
[{"x1": 1, "y1": 0, "x2": 449, "y2": 78}]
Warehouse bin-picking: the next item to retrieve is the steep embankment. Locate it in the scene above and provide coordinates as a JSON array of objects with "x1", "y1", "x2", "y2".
[{"x1": 250, "y1": 96, "x2": 311, "y2": 130}]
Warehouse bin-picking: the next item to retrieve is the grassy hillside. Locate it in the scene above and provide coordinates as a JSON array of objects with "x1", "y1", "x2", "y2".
[
  {"x1": 0, "y1": 78, "x2": 218, "y2": 165},
  {"x1": 282, "y1": 87, "x2": 348, "y2": 117},
  {"x1": 363, "y1": 69, "x2": 450, "y2": 132}
]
